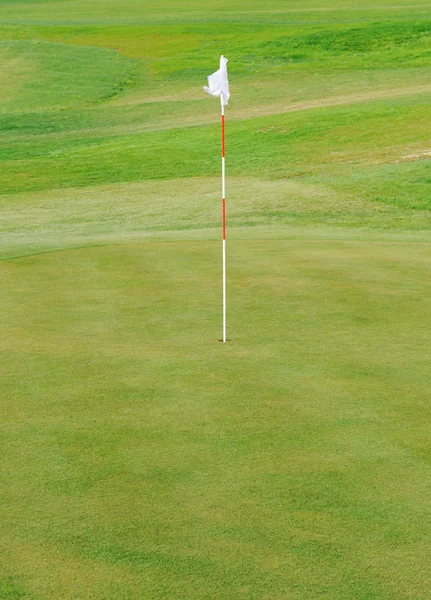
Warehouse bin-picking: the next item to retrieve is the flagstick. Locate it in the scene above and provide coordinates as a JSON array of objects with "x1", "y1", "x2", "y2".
[{"x1": 221, "y1": 97, "x2": 227, "y2": 343}]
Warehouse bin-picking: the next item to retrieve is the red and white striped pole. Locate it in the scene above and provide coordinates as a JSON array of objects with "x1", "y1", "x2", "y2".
[
  {"x1": 221, "y1": 97, "x2": 227, "y2": 343},
  {"x1": 203, "y1": 56, "x2": 229, "y2": 342}
]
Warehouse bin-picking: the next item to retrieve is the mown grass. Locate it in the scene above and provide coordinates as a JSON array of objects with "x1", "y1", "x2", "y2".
[
  {"x1": 0, "y1": 40, "x2": 133, "y2": 112},
  {"x1": 0, "y1": 0, "x2": 430, "y2": 598},
  {"x1": 1, "y1": 98, "x2": 430, "y2": 193},
  {"x1": 1, "y1": 240, "x2": 430, "y2": 599}
]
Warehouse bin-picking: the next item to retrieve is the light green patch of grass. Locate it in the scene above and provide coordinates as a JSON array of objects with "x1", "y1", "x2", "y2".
[
  {"x1": 0, "y1": 40, "x2": 133, "y2": 113},
  {"x1": 0, "y1": 174, "x2": 429, "y2": 263},
  {"x1": 0, "y1": 50, "x2": 33, "y2": 107},
  {"x1": 319, "y1": 160, "x2": 431, "y2": 212}
]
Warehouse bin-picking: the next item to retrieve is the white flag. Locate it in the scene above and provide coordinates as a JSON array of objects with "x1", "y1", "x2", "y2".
[{"x1": 203, "y1": 55, "x2": 230, "y2": 106}]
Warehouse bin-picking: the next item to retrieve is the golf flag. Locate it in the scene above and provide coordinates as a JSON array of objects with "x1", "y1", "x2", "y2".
[
  {"x1": 203, "y1": 55, "x2": 230, "y2": 106},
  {"x1": 203, "y1": 56, "x2": 229, "y2": 342}
]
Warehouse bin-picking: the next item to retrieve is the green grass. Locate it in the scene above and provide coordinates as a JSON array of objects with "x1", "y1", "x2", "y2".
[
  {"x1": 0, "y1": 0, "x2": 430, "y2": 598},
  {"x1": 0, "y1": 40, "x2": 133, "y2": 112},
  {"x1": 1, "y1": 239, "x2": 430, "y2": 599}
]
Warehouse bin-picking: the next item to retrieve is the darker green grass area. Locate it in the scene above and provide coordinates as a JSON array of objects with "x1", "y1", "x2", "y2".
[
  {"x1": 240, "y1": 20, "x2": 431, "y2": 71},
  {"x1": 0, "y1": 98, "x2": 430, "y2": 225},
  {"x1": 0, "y1": 577, "x2": 27, "y2": 600}
]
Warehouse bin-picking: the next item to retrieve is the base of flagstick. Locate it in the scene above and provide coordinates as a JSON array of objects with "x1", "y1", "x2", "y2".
[{"x1": 218, "y1": 339, "x2": 231, "y2": 342}]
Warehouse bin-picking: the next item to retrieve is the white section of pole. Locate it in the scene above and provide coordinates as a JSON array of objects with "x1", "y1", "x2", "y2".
[
  {"x1": 221, "y1": 97, "x2": 227, "y2": 343},
  {"x1": 222, "y1": 238, "x2": 226, "y2": 343}
]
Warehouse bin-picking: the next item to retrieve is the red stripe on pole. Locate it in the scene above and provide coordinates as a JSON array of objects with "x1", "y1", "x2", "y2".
[
  {"x1": 221, "y1": 114, "x2": 225, "y2": 157},
  {"x1": 222, "y1": 198, "x2": 226, "y2": 240}
]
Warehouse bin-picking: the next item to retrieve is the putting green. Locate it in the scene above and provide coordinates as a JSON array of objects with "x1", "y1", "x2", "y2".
[{"x1": 1, "y1": 239, "x2": 430, "y2": 599}]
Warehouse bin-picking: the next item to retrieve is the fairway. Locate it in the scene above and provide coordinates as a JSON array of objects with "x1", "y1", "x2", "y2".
[{"x1": 0, "y1": 1, "x2": 430, "y2": 599}]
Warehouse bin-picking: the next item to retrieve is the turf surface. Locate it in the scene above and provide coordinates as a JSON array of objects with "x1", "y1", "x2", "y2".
[{"x1": 0, "y1": 1, "x2": 430, "y2": 598}]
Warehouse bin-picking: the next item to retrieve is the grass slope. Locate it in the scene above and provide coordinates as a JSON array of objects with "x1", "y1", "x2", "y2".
[{"x1": 0, "y1": 0, "x2": 430, "y2": 599}]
